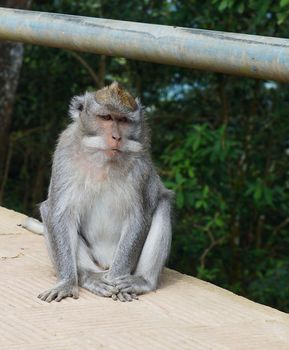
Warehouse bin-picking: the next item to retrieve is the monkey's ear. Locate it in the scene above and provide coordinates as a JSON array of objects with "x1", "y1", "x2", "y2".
[
  {"x1": 69, "y1": 94, "x2": 85, "y2": 120},
  {"x1": 131, "y1": 97, "x2": 145, "y2": 121},
  {"x1": 135, "y1": 97, "x2": 142, "y2": 109}
]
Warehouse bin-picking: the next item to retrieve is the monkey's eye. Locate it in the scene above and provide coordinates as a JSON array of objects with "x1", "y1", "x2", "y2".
[
  {"x1": 99, "y1": 114, "x2": 112, "y2": 121},
  {"x1": 119, "y1": 117, "x2": 129, "y2": 123}
]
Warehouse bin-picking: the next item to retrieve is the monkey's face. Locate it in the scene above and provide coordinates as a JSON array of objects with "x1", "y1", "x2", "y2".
[
  {"x1": 69, "y1": 83, "x2": 145, "y2": 161},
  {"x1": 84, "y1": 111, "x2": 141, "y2": 159}
]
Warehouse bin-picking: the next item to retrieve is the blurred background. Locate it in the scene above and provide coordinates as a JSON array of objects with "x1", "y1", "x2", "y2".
[{"x1": 1, "y1": 0, "x2": 289, "y2": 312}]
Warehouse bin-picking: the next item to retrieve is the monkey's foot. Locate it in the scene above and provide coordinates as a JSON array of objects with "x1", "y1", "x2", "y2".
[{"x1": 38, "y1": 281, "x2": 79, "y2": 303}]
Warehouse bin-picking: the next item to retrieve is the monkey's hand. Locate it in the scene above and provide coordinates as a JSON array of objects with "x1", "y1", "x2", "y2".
[
  {"x1": 78, "y1": 271, "x2": 120, "y2": 298},
  {"x1": 38, "y1": 280, "x2": 79, "y2": 303},
  {"x1": 104, "y1": 274, "x2": 150, "y2": 302}
]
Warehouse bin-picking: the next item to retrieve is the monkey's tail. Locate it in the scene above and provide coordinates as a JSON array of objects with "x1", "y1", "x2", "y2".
[{"x1": 22, "y1": 217, "x2": 44, "y2": 235}]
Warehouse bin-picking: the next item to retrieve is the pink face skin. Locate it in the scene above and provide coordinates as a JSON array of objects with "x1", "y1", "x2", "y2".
[{"x1": 97, "y1": 113, "x2": 129, "y2": 158}]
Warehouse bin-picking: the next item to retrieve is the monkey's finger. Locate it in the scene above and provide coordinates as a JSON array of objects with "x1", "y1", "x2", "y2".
[
  {"x1": 101, "y1": 290, "x2": 114, "y2": 297},
  {"x1": 111, "y1": 294, "x2": 118, "y2": 301},
  {"x1": 37, "y1": 291, "x2": 47, "y2": 300},
  {"x1": 45, "y1": 290, "x2": 59, "y2": 303},
  {"x1": 102, "y1": 275, "x2": 119, "y2": 285},
  {"x1": 105, "y1": 285, "x2": 119, "y2": 294},
  {"x1": 114, "y1": 282, "x2": 131, "y2": 290},
  {"x1": 90, "y1": 284, "x2": 115, "y2": 297},
  {"x1": 55, "y1": 291, "x2": 70, "y2": 302},
  {"x1": 131, "y1": 293, "x2": 138, "y2": 300},
  {"x1": 116, "y1": 292, "x2": 126, "y2": 302},
  {"x1": 38, "y1": 288, "x2": 52, "y2": 299},
  {"x1": 98, "y1": 283, "x2": 118, "y2": 294},
  {"x1": 122, "y1": 292, "x2": 133, "y2": 302},
  {"x1": 119, "y1": 286, "x2": 134, "y2": 293},
  {"x1": 72, "y1": 290, "x2": 79, "y2": 299},
  {"x1": 38, "y1": 290, "x2": 54, "y2": 302}
]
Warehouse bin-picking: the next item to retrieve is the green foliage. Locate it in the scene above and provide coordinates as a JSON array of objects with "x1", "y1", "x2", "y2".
[
  {"x1": 3, "y1": 0, "x2": 289, "y2": 312},
  {"x1": 161, "y1": 116, "x2": 289, "y2": 308}
]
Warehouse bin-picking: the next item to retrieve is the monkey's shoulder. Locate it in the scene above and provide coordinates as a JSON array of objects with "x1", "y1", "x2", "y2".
[
  {"x1": 55, "y1": 123, "x2": 80, "y2": 150},
  {"x1": 128, "y1": 157, "x2": 173, "y2": 205}
]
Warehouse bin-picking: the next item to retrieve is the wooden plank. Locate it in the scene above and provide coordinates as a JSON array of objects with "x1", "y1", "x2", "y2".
[{"x1": 1, "y1": 206, "x2": 289, "y2": 349}]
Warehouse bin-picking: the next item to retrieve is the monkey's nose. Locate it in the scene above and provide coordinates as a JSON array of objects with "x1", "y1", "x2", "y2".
[{"x1": 112, "y1": 135, "x2": 121, "y2": 141}]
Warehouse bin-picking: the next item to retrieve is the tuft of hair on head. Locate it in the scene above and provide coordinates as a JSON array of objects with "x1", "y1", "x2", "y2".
[
  {"x1": 95, "y1": 81, "x2": 138, "y2": 113},
  {"x1": 69, "y1": 94, "x2": 85, "y2": 120}
]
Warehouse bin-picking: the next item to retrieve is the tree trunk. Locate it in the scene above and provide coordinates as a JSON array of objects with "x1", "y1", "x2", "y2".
[{"x1": 0, "y1": 0, "x2": 32, "y2": 203}]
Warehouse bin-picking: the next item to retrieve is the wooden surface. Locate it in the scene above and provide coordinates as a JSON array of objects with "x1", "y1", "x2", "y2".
[{"x1": 1, "y1": 206, "x2": 289, "y2": 350}]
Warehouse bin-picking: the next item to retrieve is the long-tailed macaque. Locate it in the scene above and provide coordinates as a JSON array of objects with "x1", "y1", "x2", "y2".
[{"x1": 38, "y1": 82, "x2": 173, "y2": 302}]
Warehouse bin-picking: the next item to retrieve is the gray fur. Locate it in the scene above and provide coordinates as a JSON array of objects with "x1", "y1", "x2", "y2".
[{"x1": 38, "y1": 86, "x2": 173, "y2": 302}]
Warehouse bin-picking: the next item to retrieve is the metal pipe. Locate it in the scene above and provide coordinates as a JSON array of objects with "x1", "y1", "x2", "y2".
[{"x1": 0, "y1": 7, "x2": 289, "y2": 82}]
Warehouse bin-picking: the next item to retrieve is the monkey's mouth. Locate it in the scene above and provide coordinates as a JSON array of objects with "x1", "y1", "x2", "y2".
[{"x1": 105, "y1": 148, "x2": 122, "y2": 157}]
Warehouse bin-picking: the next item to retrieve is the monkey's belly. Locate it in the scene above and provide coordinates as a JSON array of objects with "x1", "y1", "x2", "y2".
[{"x1": 80, "y1": 193, "x2": 131, "y2": 270}]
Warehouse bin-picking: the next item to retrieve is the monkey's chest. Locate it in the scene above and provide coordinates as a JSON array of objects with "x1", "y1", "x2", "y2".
[{"x1": 81, "y1": 185, "x2": 135, "y2": 269}]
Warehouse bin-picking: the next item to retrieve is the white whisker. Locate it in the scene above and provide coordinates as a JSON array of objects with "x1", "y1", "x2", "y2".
[
  {"x1": 82, "y1": 136, "x2": 106, "y2": 150},
  {"x1": 121, "y1": 140, "x2": 142, "y2": 153}
]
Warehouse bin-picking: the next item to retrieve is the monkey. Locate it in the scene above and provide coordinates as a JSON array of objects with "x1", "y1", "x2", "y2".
[{"x1": 37, "y1": 81, "x2": 173, "y2": 302}]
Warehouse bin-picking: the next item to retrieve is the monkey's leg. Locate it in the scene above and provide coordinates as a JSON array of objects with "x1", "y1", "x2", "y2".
[
  {"x1": 38, "y1": 201, "x2": 79, "y2": 303},
  {"x1": 76, "y1": 239, "x2": 119, "y2": 298},
  {"x1": 106, "y1": 197, "x2": 172, "y2": 301}
]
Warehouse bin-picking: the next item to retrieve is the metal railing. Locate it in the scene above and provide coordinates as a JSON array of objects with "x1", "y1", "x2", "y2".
[{"x1": 0, "y1": 7, "x2": 289, "y2": 82}]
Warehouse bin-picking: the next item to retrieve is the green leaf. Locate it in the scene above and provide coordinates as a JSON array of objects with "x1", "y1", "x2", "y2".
[
  {"x1": 203, "y1": 185, "x2": 209, "y2": 197},
  {"x1": 192, "y1": 134, "x2": 201, "y2": 151},
  {"x1": 237, "y1": 3, "x2": 244, "y2": 14},
  {"x1": 175, "y1": 171, "x2": 185, "y2": 185},
  {"x1": 277, "y1": 12, "x2": 288, "y2": 24},
  {"x1": 215, "y1": 215, "x2": 224, "y2": 227},
  {"x1": 263, "y1": 187, "x2": 273, "y2": 206},
  {"x1": 280, "y1": 0, "x2": 289, "y2": 8},
  {"x1": 218, "y1": 0, "x2": 229, "y2": 11},
  {"x1": 176, "y1": 191, "x2": 185, "y2": 209},
  {"x1": 195, "y1": 199, "x2": 208, "y2": 210},
  {"x1": 254, "y1": 183, "x2": 263, "y2": 203},
  {"x1": 188, "y1": 167, "x2": 195, "y2": 178}
]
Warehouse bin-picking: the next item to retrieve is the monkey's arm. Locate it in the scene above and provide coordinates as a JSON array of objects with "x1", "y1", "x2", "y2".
[
  {"x1": 38, "y1": 197, "x2": 80, "y2": 302},
  {"x1": 107, "y1": 206, "x2": 148, "y2": 279},
  {"x1": 106, "y1": 193, "x2": 172, "y2": 301},
  {"x1": 104, "y1": 208, "x2": 148, "y2": 302}
]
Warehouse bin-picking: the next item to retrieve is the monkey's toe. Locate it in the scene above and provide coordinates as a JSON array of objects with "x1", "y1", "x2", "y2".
[
  {"x1": 55, "y1": 291, "x2": 73, "y2": 302},
  {"x1": 38, "y1": 289, "x2": 58, "y2": 303},
  {"x1": 38, "y1": 290, "x2": 51, "y2": 302},
  {"x1": 38, "y1": 283, "x2": 79, "y2": 303}
]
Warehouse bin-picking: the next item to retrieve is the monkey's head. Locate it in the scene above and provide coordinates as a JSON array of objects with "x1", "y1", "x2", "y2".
[{"x1": 69, "y1": 82, "x2": 148, "y2": 160}]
